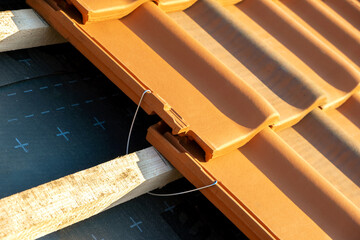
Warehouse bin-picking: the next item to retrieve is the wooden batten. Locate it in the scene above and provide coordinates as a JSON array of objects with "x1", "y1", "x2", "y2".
[
  {"x1": 0, "y1": 147, "x2": 181, "y2": 240},
  {"x1": 0, "y1": 9, "x2": 65, "y2": 52}
]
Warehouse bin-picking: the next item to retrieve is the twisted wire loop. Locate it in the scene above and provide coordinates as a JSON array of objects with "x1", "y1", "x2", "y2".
[{"x1": 126, "y1": 89, "x2": 218, "y2": 197}]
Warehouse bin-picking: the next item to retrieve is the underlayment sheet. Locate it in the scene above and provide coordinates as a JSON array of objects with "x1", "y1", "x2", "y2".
[
  {"x1": 0, "y1": 44, "x2": 244, "y2": 239},
  {"x1": 0, "y1": 44, "x2": 158, "y2": 198}
]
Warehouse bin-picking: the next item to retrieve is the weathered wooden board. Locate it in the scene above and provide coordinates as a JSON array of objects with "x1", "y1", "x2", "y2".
[
  {"x1": 0, "y1": 9, "x2": 65, "y2": 52},
  {"x1": 0, "y1": 147, "x2": 181, "y2": 240}
]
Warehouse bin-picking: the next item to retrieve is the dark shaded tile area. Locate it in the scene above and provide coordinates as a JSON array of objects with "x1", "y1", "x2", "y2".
[{"x1": 0, "y1": 0, "x2": 28, "y2": 10}]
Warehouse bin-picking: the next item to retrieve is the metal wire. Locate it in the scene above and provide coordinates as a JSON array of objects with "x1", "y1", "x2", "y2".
[
  {"x1": 126, "y1": 89, "x2": 218, "y2": 197},
  {"x1": 147, "y1": 180, "x2": 218, "y2": 197},
  {"x1": 126, "y1": 89, "x2": 151, "y2": 155}
]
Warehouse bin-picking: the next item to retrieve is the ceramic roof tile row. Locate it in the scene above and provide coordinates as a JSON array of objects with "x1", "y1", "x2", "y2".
[
  {"x1": 65, "y1": 0, "x2": 198, "y2": 23},
  {"x1": 27, "y1": 0, "x2": 360, "y2": 238}
]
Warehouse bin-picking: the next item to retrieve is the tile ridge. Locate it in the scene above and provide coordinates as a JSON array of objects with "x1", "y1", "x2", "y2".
[
  {"x1": 66, "y1": 0, "x2": 200, "y2": 23},
  {"x1": 271, "y1": 96, "x2": 326, "y2": 132},
  {"x1": 191, "y1": 0, "x2": 326, "y2": 128},
  {"x1": 215, "y1": 0, "x2": 243, "y2": 6},
  {"x1": 260, "y1": 0, "x2": 360, "y2": 83},
  {"x1": 322, "y1": 0, "x2": 360, "y2": 30},
  {"x1": 311, "y1": 108, "x2": 360, "y2": 154},
  {"x1": 66, "y1": 0, "x2": 149, "y2": 23},
  {"x1": 321, "y1": 83, "x2": 360, "y2": 110},
  {"x1": 237, "y1": 0, "x2": 360, "y2": 108},
  {"x1": 278, "y1": 0, "x2": 360, "y2": 68},
  {"x1": 260, "y1": 128, "x2": 360, "y2": 231}
]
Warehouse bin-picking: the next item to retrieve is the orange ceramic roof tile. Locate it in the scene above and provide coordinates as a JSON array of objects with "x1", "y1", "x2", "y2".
[
  {"x1": 65, "y1": 0, "x2": 150, "y2": 23},
  {"x1": 215, "y1": 0, "x2": 241, "y2": 6},
  {"x1": 276, "y1": 108, "x2": 360, "y2": 207},
  {"x1": 326, "y1": 92, "x2": 360, "y2": 142},
  {"x1": 84, "y1": 2, "x2": 280, "y2": 160},
  {"x1": 27, "y1": 0, "x2": 360, "y2": 238},
  {"x1": 147, "y1": 122, "x2": 360, "y2": 239},
  {"x1": 28, "y1": 0, "x2": 279, "y2": 161},
  {"x1": 66, "y1": 0, "x2": 198, "y2": 23},
  {"x1": 280, "y1": 0, "x2": 360, "y2": 67},
  {"x1": 322, "y1": 0, "x2": 360, "y2": 30},
  {"x1": 169, "y1": 0, "x2": 328, "y2": 130},
  {"x1": 235, "y1": 0, "x2": 360, "y2": 109}
]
